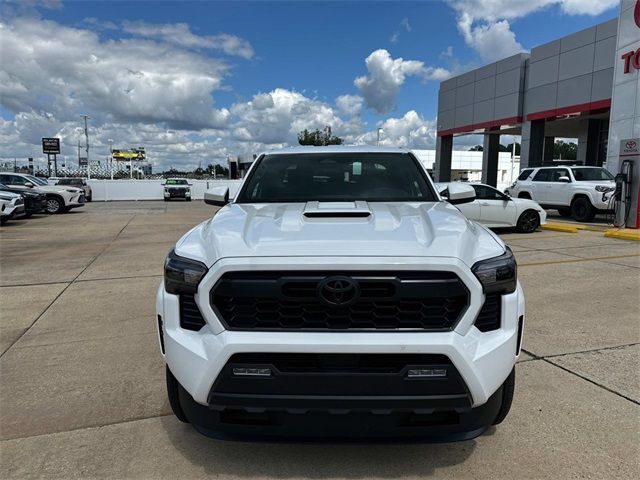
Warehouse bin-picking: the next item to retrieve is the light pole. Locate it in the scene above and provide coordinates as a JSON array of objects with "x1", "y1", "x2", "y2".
[
  {"x1": 81, "y1": 115, "x2": 90, "y2": 179},
  {"x1": 376, "y1": 128, "x2": 383, "y2": 146},
  {"x1": 108, "y1": 139, "x2": 114, "y2": 180},
  {"x1": 510, "y1": 135, "x2": 517, "y2": 183}
]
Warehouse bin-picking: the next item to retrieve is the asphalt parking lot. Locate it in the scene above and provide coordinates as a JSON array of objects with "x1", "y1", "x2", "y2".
[{"x1": 1, "y1": 201, "x2": 639, "y2": 479}]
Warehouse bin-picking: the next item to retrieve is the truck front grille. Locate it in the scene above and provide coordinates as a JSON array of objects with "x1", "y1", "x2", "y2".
[{"x1": 210, "y1": 271, "x2": 469, "y2": 331}]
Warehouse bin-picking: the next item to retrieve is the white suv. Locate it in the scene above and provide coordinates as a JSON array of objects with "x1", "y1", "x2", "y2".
[
  {"x1": 0, "y1": 173, "x2": 85, "y2": 214},
  {"x1": 156, "y1": 146, "x2": 525, "y2": 441},
  {"x1": 506, "y1": 166, "x2": 615, "y2": 222}
]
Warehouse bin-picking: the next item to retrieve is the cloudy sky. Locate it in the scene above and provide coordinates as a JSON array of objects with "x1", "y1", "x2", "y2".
[{"x1": 0, "y1": 0, "x2": 619, "y2": 170}]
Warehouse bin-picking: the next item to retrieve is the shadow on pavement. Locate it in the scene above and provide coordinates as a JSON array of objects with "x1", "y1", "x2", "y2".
[{"x1": 160, "y1": 415, "x2": 477, "y2": 478}]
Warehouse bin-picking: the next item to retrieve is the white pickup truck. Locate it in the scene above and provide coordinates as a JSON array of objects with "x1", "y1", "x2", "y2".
[
  {"x1": 156, "y1": 146, "x2": 525, "y2": 442},
  {"x1": 506, "y1": 166, "x2": 615, "y2": 222}
]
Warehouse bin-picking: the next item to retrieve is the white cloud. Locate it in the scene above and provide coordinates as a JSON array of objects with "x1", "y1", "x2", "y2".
[
  {"x1": 229, "y1": 89, "x2": 361, "y2": 145},
  {"x1": 349, "y1": 111, "x2": 437, "y2": 149},
  {"x1": 0, "y1": 17, "x2": 231, "y2": 129},
  {"x1": 355, "y1": 49, "x2": 451, "y2": 114},
  {"x1": 448, "y1": 0, "x2": 618, "y2": 61},
  {"x1": 457, "y1": 13, "x2": 523, "y2": 62},
  {"x1": 121, "y1": 21, "x2": 254, "y2": 58},
  {"x1": 335, "y1": 95, "x2": 363, "y2": 117},
  {"x1": 400, "y1": 18, "x2": 412, "y2": 32}
]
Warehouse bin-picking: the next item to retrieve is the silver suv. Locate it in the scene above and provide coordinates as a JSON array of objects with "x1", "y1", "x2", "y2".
[{"x1": 506, "y1": 166, "x2": 615, "y2": 222}]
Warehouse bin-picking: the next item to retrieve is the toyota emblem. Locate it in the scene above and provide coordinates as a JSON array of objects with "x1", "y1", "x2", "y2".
[
  {"x1": 626, "y1": 140, "x2": 637, "y2": 150},
  {"x1": 318, "y1": 276, "x2": 359, "y2": 306}
]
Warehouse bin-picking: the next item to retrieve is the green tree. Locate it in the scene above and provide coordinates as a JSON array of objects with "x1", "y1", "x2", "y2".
[
  {"x1": 554, "y1": 141, "x2": 577, "y2": 160},
  {"x1": 468, "y1": 145, "x2": 483, "y2": 151},
  {"x1": 298, "y1": 126, "x2": 343, "y2": 146}
]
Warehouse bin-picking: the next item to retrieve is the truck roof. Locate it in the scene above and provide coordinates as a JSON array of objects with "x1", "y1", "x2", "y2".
[{"x1": 261, "y1": 145, "x2": 410, "y2": 155}]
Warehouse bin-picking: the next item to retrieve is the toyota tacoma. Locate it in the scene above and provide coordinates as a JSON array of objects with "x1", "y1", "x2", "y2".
[{"x1": 156, "y1": 146, "x2": 525, "y2": 441}]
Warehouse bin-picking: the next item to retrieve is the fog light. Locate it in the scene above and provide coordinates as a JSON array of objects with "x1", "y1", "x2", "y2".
[
  {"x1": 232, "y1": 367, "x2": 271, "y2": 377},
  {"x1": 407, "y1": 369, "x2": 447, "y2": 378}
]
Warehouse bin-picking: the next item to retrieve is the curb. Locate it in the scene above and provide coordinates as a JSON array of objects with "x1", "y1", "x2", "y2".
[
  {"x1": 541, "y1": 223, "x2": 579, "y2": 233},
  {"x1": 604, "y1": 229, "x2": 640, "y2": 242}
]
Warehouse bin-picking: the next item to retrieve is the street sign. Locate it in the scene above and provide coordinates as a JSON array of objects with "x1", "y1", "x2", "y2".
[{"x1": 42, "y1": 137, "x2": 60, "y2": 154}]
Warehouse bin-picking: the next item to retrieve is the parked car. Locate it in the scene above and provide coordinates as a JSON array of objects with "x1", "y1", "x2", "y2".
[
  {"x1": 0, "y1": 182, "x2": 46, "y2": 217},
  {"x1": 156, "y1": 146, "x2": 525, "y2": 442},
  {"x1": 0, "y1": 189, "x2": 25, "y2": 225},
  {"x1": 437, "y1": 182, "x2": 546, "y2": 233},
  {"x1": 55, "y1": 178, "x2": 92, "y2": 201},
  {"x1": 0, "y1": 173, "x2": 85, "y2": 214},
  {"x1": 505, "y1": 166, "x2": 615, "y2": 222},
  {"x1": 163, "y1": 178, "x2": 192, "y2": 201}
]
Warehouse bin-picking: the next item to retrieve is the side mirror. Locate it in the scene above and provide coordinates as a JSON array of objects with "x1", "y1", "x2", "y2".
[
  {"x1": 558, "y1": 176, "x2": 570, "y2": 183},
  {"x1": 24, "y1": 182, "x2": 34, "y2": 188},
  {"x1": 204, "y1": 186, "x2": 229, "y2": 206},
  {"x1": 442, "y1": 183, "x2": 476, "y2": 205}
]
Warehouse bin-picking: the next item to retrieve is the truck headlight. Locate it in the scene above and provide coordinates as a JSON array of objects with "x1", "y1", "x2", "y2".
[
  {"x1": 164, "y1": 249, "x2": 208, "y2": 295},
  {"x1": 595, "y1": 185, "x2": 614, "y2": 193},
  {"x1": 472, "y1": 248, "x2": 517, "y2": 294}
]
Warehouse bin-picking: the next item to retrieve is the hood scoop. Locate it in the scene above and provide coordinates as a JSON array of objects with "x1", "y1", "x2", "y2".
[{"x1": 303, "y1": 201, "x2": 372, "y2": 219}]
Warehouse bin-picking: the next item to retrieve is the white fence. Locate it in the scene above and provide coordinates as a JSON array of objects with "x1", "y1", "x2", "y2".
[{"x1": 78, "y1": 179, "x2": 243, "y2": 202}]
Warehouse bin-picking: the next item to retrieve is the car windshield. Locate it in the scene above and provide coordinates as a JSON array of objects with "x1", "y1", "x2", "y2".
[
  {"x1": 58, "y1": 179, "x2": 82, "y2": 185},
  {"x1": 237, "y1": 152, "x2": 436, "y2": 203},
  {"x1": 571, "y1": 168, "x2": 614, "y2": 181},
  {"x1": 25, "y1": 175, "x2": 48, "y2": 186},
  {"x1": 166, "y1": 179, "x2": 188, "y2": 185}
]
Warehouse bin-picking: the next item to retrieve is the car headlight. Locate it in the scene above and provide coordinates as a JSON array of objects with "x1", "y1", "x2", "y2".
[
  {"x1": 595, "y1": 185, "x2": 614, "y2": 193},
  {"x1": 65, "y1": 189, "x2": 79, "y2": 193},
  {"x1": 472, "y1": 247, "x2": 517, "y2": 295},
  {"x1": 0, "y1": 194, "x2": 15, "y2": 201},
  {"x1": 164, "y1": 249, "x2": 208, "y2": 295}
]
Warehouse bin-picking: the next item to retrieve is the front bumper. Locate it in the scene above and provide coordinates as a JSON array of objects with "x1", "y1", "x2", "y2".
[
  {"x1": 164, "y1": 189, "x2": 191, "y2": 198},
  {"x1": 156, "y1": 256, "x2": 525, "y2": 439}
]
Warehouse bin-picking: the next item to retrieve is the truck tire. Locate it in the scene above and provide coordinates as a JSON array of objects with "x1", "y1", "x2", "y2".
[
  {"x1": 493, "y1": 368, "x2": 515, "y2": 425},
  {"x1": 45, "y1": 196, "x2": 64, "y2": 214},
  {"x1": 557, "y1": 207, "x2": 571, "y2": 217},
  {"x1": 571, "y1": 197, "x2": 595, "y2": 222},
  {"x1": 516, "y1": 210, "x2": 540, "y2": 233},
  {"x1": 518, "y1": 192, "x2": 531, "y2": 199},
  {"x1": 166, "y1": 366, "x2": 188, "y2": 423}
]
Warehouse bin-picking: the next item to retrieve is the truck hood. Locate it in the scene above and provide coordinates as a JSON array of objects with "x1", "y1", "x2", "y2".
[{"x1": 175, "y1": 201, "x2": 505, "y2": 268}]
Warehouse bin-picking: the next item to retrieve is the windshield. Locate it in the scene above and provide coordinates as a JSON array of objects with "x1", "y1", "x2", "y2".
[
  {"x1": 166, "y1": 179, "x2": 188, "y2": 185},
  {"x1": 26, "y1": 175, "x2": 48, "y2": 186},
  {"x1": 237, "y1": 152, "x2": 436, "y2": 203},
  {"x1": 571, "y1": 168, "x2": 614, "y2": 181},
  {"x1": 58, "y1": 179, "x2": 81, "y2": 185}
]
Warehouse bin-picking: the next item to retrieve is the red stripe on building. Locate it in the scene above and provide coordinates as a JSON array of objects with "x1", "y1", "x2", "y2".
[
  {"x1": 437, "y1": 116, "x2": 523, "y2": 137},
  {"x1": 526, "y1": 99, "x2": 611, "y2": 121}
]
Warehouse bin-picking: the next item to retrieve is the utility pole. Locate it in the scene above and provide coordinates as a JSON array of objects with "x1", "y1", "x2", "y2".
[
  {"x1": 81, "y1": 115, "x2": 90, "y2": 179},
  {"x1": 376, "y1": 128, "x2": 383, "y2": 146},
  {"x1": 108, "y1": 139, "x2": 114, "y2": 180}
]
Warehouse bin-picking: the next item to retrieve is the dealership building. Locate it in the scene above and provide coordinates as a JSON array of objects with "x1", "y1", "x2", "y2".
[{"x1": 434, "y1": 0, "x2": 640, "y2": 224}]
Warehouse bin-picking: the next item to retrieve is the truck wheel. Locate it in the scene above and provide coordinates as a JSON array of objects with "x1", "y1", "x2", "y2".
[
  {"x1": 518, "y1": 192, "x2": 531, "y2": 199},
  {"x1": 571, "y1": 197, "x2": 595, "y2": 222},
  {"x1": 493, "y1": 368, "x2": 515, "y2": 425},
  {"x1": 516, "y1": 210, "x2": 540, "y2": 233},
  {"x1": 45, "y1": 196, "x2": 63, "y2": 214},
  {"x1": 557, "y1": 207, "x2": 571, "y2": 217},
  {"x1": 166, "y1": 366, "x2": 188, "y2": 423}
]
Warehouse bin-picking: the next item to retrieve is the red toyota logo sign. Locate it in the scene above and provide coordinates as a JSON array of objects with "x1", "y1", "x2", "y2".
[{"x1": 635, "y1": 0, "x2": 640, "y2": 29}]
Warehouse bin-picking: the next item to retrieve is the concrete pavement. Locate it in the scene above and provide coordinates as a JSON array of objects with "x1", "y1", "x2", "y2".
[{"x1": 1, "y1": 201, "x2": 639, "y2": 479}]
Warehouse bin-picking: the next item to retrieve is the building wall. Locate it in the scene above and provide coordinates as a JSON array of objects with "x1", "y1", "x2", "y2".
[
  {"x1": 525, "y1": 19, "x2": 617, "y2": 119},
  {"x1": 606, "y1": 0, "x2": 640, "y2": 174},
  {"x1": 437, "y1": 54, "x2": 528, "y2": 135}
]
